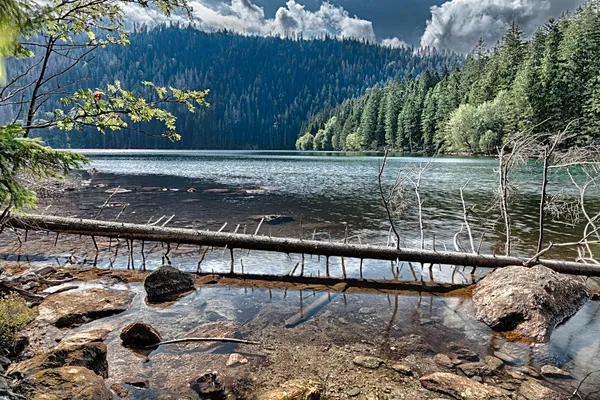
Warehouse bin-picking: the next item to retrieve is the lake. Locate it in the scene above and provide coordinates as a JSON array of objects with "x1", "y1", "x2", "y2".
[{"x1": 2, "y1": 150, "x2": 600, "y2": 398}]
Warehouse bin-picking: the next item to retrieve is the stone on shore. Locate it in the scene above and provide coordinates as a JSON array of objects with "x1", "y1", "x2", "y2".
[
  {"x1": 37, "y1": 288, "x2": 134, "y2": 328},
  {"x1": 540, "y1": 365, "x2": 571, "y2": 379},
  {"x1": 144, "y1": 265, "x2": 195, "y2": 303},
  {"x1": 473, "y1": 265, "x2": 591, "y2": 342},
  {"x1": 352, "y1": 355, "x2": 383, "y2": 369},
  {"x1": 258, "y1": 379, "x2": 323, "y2": 400},
  {"x1": 8, "y1": 342, "x2": 108, "y2": 378},
  {"x1": 420, "y1": 372, "x2": 509, "y2": 399},
  {"x1": 20, "y1": 366, "x2": 112, "y2": 400},
  {"x1": 120, "y1": 322, "x2": 162, "y2": 349},
  {"x1": 518, "y1": 379, "x2": 563, "y2": 400}
]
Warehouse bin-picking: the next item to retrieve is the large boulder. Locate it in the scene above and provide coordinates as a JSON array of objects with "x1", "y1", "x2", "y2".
[
  {"x1": 420, "y1": 372, "x2": 509, "y2": 400},
  {"x1": 144, "y1": 265, "x2": 195, "y2": 303},
  {"x1": 37, "y1": 288, "x2": 134, "y2": 328},
  {"x1": 120, "y1": 322, "x2": 162, "y2": 349},
  {"x1": 8, "y1": 342, "x2": 108, "y2": 378},
  {"x1": 473, "y1": 265, "x2": 592, "y2": 342},
  {"x1": 20, "y1": 366, "x2": 112, "y2": 400}
]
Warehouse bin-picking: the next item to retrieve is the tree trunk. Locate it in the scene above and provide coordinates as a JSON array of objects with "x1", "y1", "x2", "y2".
[{"x1": 6, "y1": 214, "x2": 600, "y2": 277}]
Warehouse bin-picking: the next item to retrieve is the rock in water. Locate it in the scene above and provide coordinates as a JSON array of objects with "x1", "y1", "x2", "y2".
[
  {"x1": 37, "y1": 288, "x2": 134, "y2": 328},
  {"x1": 473, "y1": 265, "x2": 591, "y2": 342},
  {"x1": 144, "y1": 265, "x2": 195, "y2": 303},
  {"x1": 120, "y1": 322, "x2": 162, "y2": 349},
  {"x1": 540, "y1": 365, "x2": 571, "y2": 378},
  {"x1": 8, "y1": 342, "x2": 108, "y2": 378},
  {"x1": 20, "y1": 366, "x2": 112, "y2": 400},
  {"x1": 258, "y1": 379, "x2": 323, "y2": 400},
  {"x1": 420, "y1": 372, "x2": 509, "y2": 400}
]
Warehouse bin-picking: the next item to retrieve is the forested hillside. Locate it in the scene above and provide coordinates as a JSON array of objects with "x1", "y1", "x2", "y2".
[
  {"x1": 299, "y1": 1, "x2": 600, "y2": 153},
  {"x1": 7, "y1": 27, "x2": 461, "y2": 149}
]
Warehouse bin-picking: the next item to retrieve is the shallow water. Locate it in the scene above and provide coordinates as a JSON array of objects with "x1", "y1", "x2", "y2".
[{"x1": 56, "y1": 280, "x2": 600, "y2": 399}]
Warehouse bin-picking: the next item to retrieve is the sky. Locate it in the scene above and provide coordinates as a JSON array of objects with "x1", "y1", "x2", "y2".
[{"x1": 123, "y1": 0, "x2": 588, "y2": 53}]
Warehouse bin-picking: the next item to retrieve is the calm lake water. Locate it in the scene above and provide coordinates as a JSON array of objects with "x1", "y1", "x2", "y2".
[{"x1": 4, "y1": 150, "x2": 600, "y2": 398}]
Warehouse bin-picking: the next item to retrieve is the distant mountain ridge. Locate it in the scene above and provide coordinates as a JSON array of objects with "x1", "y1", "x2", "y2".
[{"x1": 19, "y1": 26, "x2": 462, "y2": 149}]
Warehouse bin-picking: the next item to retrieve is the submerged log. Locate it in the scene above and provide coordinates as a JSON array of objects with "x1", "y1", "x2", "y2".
[{"x1": 7, "y1": 214, "x2": 600, "y2": 277}]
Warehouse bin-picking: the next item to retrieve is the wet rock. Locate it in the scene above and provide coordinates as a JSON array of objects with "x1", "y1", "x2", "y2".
[
  {"x1": 37, "y1": 288, "x2": 134, "y2": 328},
  {"x1": 226, "y1": 353, "x2": 248, "y2": 367},
  {"x1": 518, "y1": 379, "x2": 563, "y2": 400},
  {"x1": 450, "y1": 346, "x2": 480, "y2": 362},
  {"x1": 8, "y1": 342, "x2": 108, "y2": 379},
  {"x1": 505, "y1": 367, "x2": 527, "y2": 381},
  {"x1": 123, "y1": 378, "x2": 149, "y2": 389},
  {"x1": 473, "y1": 265, "x2": 592, "y2": 342},
  {"x1": 144, "y1": 265, "x2": 195, "y2": 303},
  {"x1": 391, "y1": 363, "x2": 413, "y2": 376},
  {"x1": 458, "y1": 362, "x2": 493, "y2": 377},
  {"x1": 353, "y1": 356, "x2": 383, "y2": 369},
  {"x1": 493, "y1": 351, "x2": 516, "y2": 364},
  {"x1": 540, "y1": 365, "x2": 571, "y2": 379},
  {"x1": 483, "y1": 356, "x2": 504, "y2": 371},
  {"x1": 110, "y1": 383, "x2": 129, "y2": 398},
  {"x1": 120, "y1": 322, "x2": 162, "y2": 349},
  {"x1": 514, "y1": 366, "x2": 540, "y2": 378},
  {"x1": 59, "y1": 328, "x2": 111, "y2": 348},
  {"x1": 21, "y1": 366, "x2": 111, "y2": 400},
  {"x1": 182, "y1": 321, "x2": 242, "y2": 351},
  {"x1": 258, "y1": 379, "x2": 323, "y2": 400},
  {"x1": 434, "y1": 354, "x2": 454, "y2": 368},
  {"x1": 189, "y1": 372, "x2": 226, "y2": 399},
  {"x1": 420, "y1": 372, "x2": 509, "y2": 399}
]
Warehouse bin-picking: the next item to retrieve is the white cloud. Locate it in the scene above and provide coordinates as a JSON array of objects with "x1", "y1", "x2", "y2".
[
  {"x1": 381, "y1": 37, "x2": 408, "y2": 49},
  {"x1": 123, "y1": 0, "x2": 378, "y2": 42},
  {"x1": 420, "y1": 0, "x2": 587, "y2": 53}
]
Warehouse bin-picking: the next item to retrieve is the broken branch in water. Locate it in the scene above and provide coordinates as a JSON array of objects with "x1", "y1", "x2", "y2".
[{"x1": 150, "y1": 337, "x2": 260, "y2": 348}]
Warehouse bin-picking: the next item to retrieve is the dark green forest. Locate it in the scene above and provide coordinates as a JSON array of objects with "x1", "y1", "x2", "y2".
[
  {"x1": 299, "y1": 1, "x2": 600, "y2": 153},
  {"x1": 4, "y1": 27, "x2": 461, "y2": 149}
]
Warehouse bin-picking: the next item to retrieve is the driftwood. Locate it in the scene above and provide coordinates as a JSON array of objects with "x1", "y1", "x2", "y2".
[
  {"x1": 6, "y1": 214, "x2": 600, "y2": 277},
  {"x1": 150, "y1": 337, "x2": 260, "y2": 348}
]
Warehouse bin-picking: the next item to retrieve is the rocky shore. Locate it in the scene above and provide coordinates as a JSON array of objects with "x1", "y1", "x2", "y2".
[{"x1": 0, "y1": 262, "x2": 598, "y2": 399}]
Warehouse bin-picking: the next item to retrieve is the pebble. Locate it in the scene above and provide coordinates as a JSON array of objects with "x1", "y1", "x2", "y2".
[
  {"x1": 353, "y1": 356, "x2": 383, "y2": 369},
  {"x1": 347, "y1": 388, "x2": 361, "y2": 397},
  {"x1": 434, "y1": 353, "x2": 454, "y2": 368},
  {"x1": 391, "y1": 363, "x2": 413, "y2": 376},
  {"x1": 483, "y1": 355, "x2": 504, "y2": 371}
]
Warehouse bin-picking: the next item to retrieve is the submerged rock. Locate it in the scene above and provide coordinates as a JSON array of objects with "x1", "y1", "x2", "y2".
[
  {"x1": 420, "y1": 372, "x2": 509, "y2": 399},
  {"x1": 8, "y1": 342, "x2": 108, "y2": 379},
  {"x1": 258, "y1": 379, "x2": 323, "y2": 400},
  {"x1": 21, "y1": 366, "x2": 112, "y2": 400},
  {"x1": 37, "y1": 288, "x2": 134, "y2": 328},
  {"x1": 144, "y1": 265, "x2": 195, "y2": 303},
  {"x1": 120, "y1": 322, "x2": 162, "y2": 349},
  {"x1": 226, "y1": 353, "x2": 248, "y2": 367},
  {"x1": 473, "y1": 265, "x2": 591, "y2": 342}
]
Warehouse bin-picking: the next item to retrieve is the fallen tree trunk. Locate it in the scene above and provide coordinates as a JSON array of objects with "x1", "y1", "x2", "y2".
[{"x1": 6, "y1": 214, "x2": 600, "y2": 277}]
